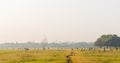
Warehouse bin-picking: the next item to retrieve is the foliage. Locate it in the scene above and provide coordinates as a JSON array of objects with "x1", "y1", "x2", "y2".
[
  {"x1": 0, "y1": 42, "x2": 93, "y2": 48},
  {"x1": 94, "y1": 34, "x2": 120, "y2": 47}
]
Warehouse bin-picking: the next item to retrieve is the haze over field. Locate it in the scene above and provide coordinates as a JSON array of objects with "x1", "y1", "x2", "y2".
[{"x1": 0, "y1": 0, "x2": 120, "y2": 43}]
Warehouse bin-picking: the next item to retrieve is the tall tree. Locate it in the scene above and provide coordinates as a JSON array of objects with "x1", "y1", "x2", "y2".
[{"x1": 94, "y1": 34, "x2": 120, "y2": 47}]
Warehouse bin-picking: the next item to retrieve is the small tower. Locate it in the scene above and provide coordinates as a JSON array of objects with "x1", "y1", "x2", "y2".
[{"x1": 41, "y1": 34, "x2": 48, "y2": 48}]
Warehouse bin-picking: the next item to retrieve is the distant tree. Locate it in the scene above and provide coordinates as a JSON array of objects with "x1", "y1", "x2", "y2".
[{"x1": 94, "y1": 34, "x2": 120, "y2": 47}]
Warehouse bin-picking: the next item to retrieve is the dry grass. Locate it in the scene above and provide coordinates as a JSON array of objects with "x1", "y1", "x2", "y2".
[
  {"x1": 0, "y1": 48, "x2": 120, "y2": 63},
  {"x1": 0, "y1": 49, "x2": 68, "y2": 63},
  {"x1": 70, "y1": 49, "x2": 120, "y2": 63}
]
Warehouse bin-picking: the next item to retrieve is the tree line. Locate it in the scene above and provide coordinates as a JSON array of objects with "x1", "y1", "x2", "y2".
[{"x1": 0, "y1": 42, "x2": 93, "y2": 48}]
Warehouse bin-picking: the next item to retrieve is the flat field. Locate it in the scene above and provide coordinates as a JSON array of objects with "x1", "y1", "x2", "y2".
[
  {"x1": 0, "y1": 49, "x2": 68, "y2": 63},
  {"x1": 71, "y1": 49, "x2": 120, "y2": 63},
  {"x1": 0, "y1": 48, "x2": 120, "y2": 63}
]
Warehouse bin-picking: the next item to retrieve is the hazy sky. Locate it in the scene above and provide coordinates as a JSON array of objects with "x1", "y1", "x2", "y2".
[{"x1": 0, "y1": 0, "x2": 120, "y2": 43}]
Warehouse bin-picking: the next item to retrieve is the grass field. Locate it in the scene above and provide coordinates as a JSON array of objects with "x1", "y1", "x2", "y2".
[
  {"x1": 0, "y1": 49, "x2": 69, "y2": 63},
  {"x1": 71, "y1": 49, "x2": 120, "y2": 63},
  {"x1": 0, "y1": 48, "x2": 120, "y2": 63}
]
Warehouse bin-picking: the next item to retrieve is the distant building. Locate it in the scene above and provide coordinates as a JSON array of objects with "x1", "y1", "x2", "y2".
[{"x1": 41, "y1": 35, "x2": 48, "y2": 48}]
